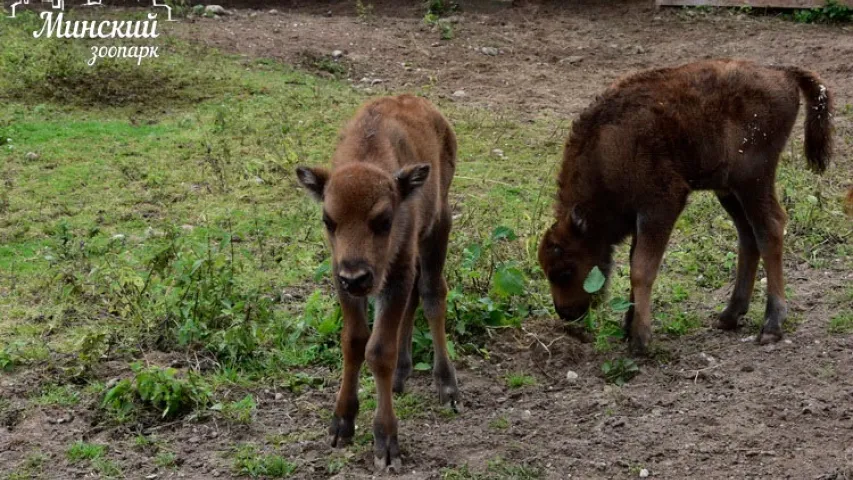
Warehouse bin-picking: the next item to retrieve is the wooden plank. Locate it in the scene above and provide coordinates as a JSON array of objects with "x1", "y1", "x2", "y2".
[{"x1": 656, "y1": 0, "x2": 853, "y2": 8}]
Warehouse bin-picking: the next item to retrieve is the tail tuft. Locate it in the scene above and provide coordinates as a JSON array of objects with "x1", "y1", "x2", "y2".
[{"x1": 780, "y1": 66, "x2": 833, "y2": 174}]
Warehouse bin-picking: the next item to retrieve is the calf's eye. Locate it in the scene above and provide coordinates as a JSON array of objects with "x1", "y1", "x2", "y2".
[
  {"x1": 322, "y1": 211, "x2": 337, "y2": 233},
  {"x1": 370, "y1": 211, "x2": 393, "y2": 235}
]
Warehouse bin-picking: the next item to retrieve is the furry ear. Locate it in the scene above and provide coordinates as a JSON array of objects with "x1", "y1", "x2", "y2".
[
  {"x1": 295, "y1": 166, "x2": 330, "y2": 202},
  {"x1": 395, "y1": 163, "x2": 430, "y2": 200},
  {"x1": 570, "y1": 205, "x2": 587, "y2": 236}
]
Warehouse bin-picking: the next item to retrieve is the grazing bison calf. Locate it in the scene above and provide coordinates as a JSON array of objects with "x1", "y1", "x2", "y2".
[
  {"x1": 295, "y1": 95, "x2": 459, "y2": 471},
  {"x1": 539, "y1": 59, "x2": 833, "y2": 354}
]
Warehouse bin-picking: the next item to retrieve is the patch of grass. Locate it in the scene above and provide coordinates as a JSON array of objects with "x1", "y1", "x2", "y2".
[
  {"x1": 92, "y1": 458, "x2": 123, "y2": 478},
  {"x1": 233, "y1": 444, "x2": 297, "y2": 478},
  {"x1": 32, "y1": 384, "x2": 81, "y2": 406},
  {"x1": 212, "y1": 394, "x2": 257, "y2": 424},
  {"x1": 155, "y1": 451, "x2": 178, "y2": 468},
  {"x1": 5, "y1": 452, "x2": 47, "y2": 479},
  {"x1": 828, "y1": 311, "x2": 853, "y2": 334},
  {"x1": 505, "y1": 372, "x2": 536, "y2": 389},
  {"x1": 658, "y1": 311, "x2": 702, "y2": 336},
  {"x1": 441, "y1": 456, "x2": 542, "y2": 479},
  {"x1": 102, "y1": 363, "x2": 212, "y2": 421},
  {"x1": 489, "y1": 416, "x2": 510, "y2": 430},
  {"x1": 0, "y1": 12, "x2": 236, "y2": 106},
  {"x1": 66, "y1": 441, "x2": 106, "y2": 463}
]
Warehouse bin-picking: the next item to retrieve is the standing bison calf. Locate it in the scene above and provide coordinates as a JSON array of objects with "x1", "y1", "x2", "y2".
[
  {"x1": 296, "y1": 95, "x2": 459, "y2": 471},
  {"x1": 539, "y1": 59, "x2": 833, "y2": 354}
]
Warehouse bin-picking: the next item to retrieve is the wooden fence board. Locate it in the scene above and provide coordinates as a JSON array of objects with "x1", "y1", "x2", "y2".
[{"x1": 656, "y1": 0, "x2": 853, "y2": 8}]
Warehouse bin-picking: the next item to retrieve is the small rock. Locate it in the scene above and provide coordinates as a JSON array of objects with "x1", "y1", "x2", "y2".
[
  {"x1": 634, "y1": 45, "x2": 646, "y2": 54},
  {"x1": 521, "y1": 409, "x2": 532, "y2": 420},
  {"x1": 212, "y1": 471, "x2": 221, "y2": 478},
  {"x1": 252, "y1": 176, "x2": 264, "y2": 185},
  {"x1": 802, "y1": 405, "x2": 813, "y2": 415},
  {"x1": 565, "y1": 370, "x2": 579, "y2": 383},
  {"x1": 559, "y1": 55, "x2": 584, "y2": 65},
  {"x1": 274, "y1": 392, "x2": 284, "y2": 401},
  {"x1": 25, "y1": 152, "x2": 39, "y2": 161},
  {"x1": 741, "y1": 335, "x2": 757, "y2": 343},
  {"x1": 325, "y1": 10, "x2": 332, "y2": 17},
  {"x1": 105, "y1": 377, "x2": 120, "y2": 389},
  {"x1": 268, "y1": 9, "x2": 278, "y2": 14},
  {"x1": 452, "y1": 90, "x2": 467, "y2": 97},
  {"x1": 639, "y1": 468, "x2": 650, "y2": 478},
  {"x1": 181, "y1": 224, "x2": 194, "y2": 231},
  {"x1": 204, "y1": 5, "x2": 228, "y2": 15},
  {"x1": 491, "y1": 148, "x2": 504, "y2": 158},
  {"x1": 188, "y1": 435, "x2": 201, "y2": 444},
  {"x1": 331, "y1": 50, "x2": 344, "y2": 59},
  {"x1": 698, "y1": 352, "x2": 716, "y2": 365},
  {"x1": 481, "y1": 46, "x2": 499, "y2": 56},
  {"x1": 760, "y1": 277, "x2": 767, "y2": 285},
  {"x1": 231, "y1": 234, "x2": 243, "y2": 243},
  {"x1": 370, "y1": 79, "x2": 383, "y2": 85},
  {"x1": 741, "y1": 365, "x2": 755, "y2": 373}
]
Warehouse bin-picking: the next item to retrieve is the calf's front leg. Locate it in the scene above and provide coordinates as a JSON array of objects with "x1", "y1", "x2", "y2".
[
  {"x1": 329, "y1": 296, "x2": 369, "y2": 447},
  {"x1": 366, "y1": 272, "x2": 414, "y2": 472}
]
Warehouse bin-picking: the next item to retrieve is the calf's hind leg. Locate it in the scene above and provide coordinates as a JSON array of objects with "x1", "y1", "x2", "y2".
[
  {"x1": 715, "y1": 192, "x2": 761, "y2": 330},
  {"x1": 393, "y1": 279, "x2": 419, "y2": 394},
  {"x1": 419, "y1": 209, "x2": 459, "y2": 407},
  {"x1": 737, "y1": 188, "x2": 788, "y2": 344}
]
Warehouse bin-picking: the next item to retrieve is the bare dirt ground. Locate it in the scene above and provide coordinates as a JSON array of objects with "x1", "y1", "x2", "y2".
[{"x1": 3, "y1": 1, "x2": 853, "y2": 479}]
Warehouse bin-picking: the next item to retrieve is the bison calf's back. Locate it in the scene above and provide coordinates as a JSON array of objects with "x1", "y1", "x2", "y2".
[
  {"x1": 295, "y1": 94, "x2": 459, "y2": 472},
  {"x1": 538, "y1": 59, "x2": 833, "y2": 354}
]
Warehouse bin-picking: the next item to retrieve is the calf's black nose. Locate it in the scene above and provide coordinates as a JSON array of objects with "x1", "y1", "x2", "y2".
[{"x1": 338, "y1": 270, "x2": 373, "y2": 295}]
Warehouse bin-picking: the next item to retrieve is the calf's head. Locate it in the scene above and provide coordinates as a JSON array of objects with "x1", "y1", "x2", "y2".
[
  {"x1": 538, "y1": 208, "x2": 611, "y2": 321},
  {"x1": 296, "y1": 162, "x2": 430, "y2": 297}
]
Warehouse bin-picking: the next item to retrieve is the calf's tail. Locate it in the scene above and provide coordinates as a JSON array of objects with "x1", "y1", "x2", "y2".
[{"x1": 781, "y1": 66, "x2": 833, "y2": 174}]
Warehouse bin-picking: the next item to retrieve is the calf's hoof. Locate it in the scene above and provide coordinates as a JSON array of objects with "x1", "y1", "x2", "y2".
[
  {"x1": 392, "y1": 363, "x2": 412, "y2": 394},
  {"x1": 715, "y1": 307, "x2": 745, "y2": 331},
  {"x1": 434, "y1": 364, "x2": 459, "y2": 411},
  {"x1": 627, "y1": 325, "x2": 651, "y2": 357},
  {"x1": 328, "y1": 415, "x2": 355, "y2": 448},
  {"x1": 757, "y1": 325, "x2": 783, "y2": 345},
  {"x1": 373, "y1": 424, "x2": 402, "y2": 473}
]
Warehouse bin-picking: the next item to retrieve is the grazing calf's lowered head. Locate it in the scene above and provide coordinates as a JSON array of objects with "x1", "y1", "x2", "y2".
[
  {"x1": 296, "y1": 94, "x2": 459, "y2": 472},
  {"x1": 539, "y1": 59, "x2": 833, "y2": 354}
]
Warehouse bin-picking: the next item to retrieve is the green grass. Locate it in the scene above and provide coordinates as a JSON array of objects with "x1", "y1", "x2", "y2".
[
  {"x1": 0, "y1": 7, "x2": 850, "y2": 477},
  {"x1": 66, "y1": 442, "x2": 106, "y2": 462},
  {"x1": 233, "y1": 444, "x2": 297, "y2": 478},
  {"x1": 505, "y1": 373, "x2": 537, "y2": 389},
  {"x1": 829, "y1": 311, "x2": 853, "y2": 334}
]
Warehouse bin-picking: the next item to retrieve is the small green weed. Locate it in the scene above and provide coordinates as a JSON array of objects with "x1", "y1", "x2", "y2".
[
  {"x1": 505, "y1": 372, "x2": 536, "y2": 389},
  {"x1": 211, "y1": 394, "x2": 256, "y2": 424},
  {"x1": 33, "y1": 384, "x2": 80, "y2": 406},
  {"x1": 489, "y1": 416, "x2": 510, "y2": 430},
  {"x1": 102, "y1": 363, "x2": 212, "y2": 420},
  {"x1": 233, "y1": 444, "x2": 297, "y2": 478},
  {"x1": 602, "y1": 357, "x2": 639, "y2": 386},
  {"x1": 828, "y1": 311, "x2": 853, "y2": 334},
  {"x1": 66, "y1": 442, "x2": 106, "y2": 462}
]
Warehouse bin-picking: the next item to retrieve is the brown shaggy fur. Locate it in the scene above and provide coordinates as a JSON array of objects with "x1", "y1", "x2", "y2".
[
  {"x1": 295, "y1": 95, "x2": 459, "y2": 471},
  {"x1": 538, "y1": 59, "x2": 833, "y2": 354}
]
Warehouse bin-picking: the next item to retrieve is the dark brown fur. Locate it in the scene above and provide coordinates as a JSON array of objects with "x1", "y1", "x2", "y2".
[
  {"x1": 538, "y1": 59, "x2": 833, "y2": 354},
  {"x1": 295, "y1": 95, "x2": 459, "y2": 471}
]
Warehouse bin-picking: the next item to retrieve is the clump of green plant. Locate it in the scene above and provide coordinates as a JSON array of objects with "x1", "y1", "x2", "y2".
[
  {"x1": 601, "y1": 357, "x2": 639, "y2": 386},
  {"x1": 793, "y1": 0, "x2": 852, "y2": 23},
  {"x1": 356, "y1": 0, "x2": 374, "y2": 22},
  {"x1": 0, "y1": 341, "x2": 25, "y2": 371},
  {"x1": 102, "y1": 363, "x2": 212, "y2": 420},
  {"x1": 211, "y1": 394, "x2": 256, "y2": 424},
  {"x1": 489, "y1": 416, "x2": 510, "y2": 430},
  {"x1": 233, "y1": 444, "x2": 297, "y2": 478},
  {"x1": 423, "y1": 0, "x2": 457, "y2": 39},
  {"x1": 828, "y1": 311, "x2": 853, "y2": 334},
  {"x1": 66, "y1": 442, "x2": 106, "y2": 463},
  {"x1": 425, "y1": 0, "x2": 459, "y2": 17},
  {"x1": 33, "y1": 384, "x2": 81, "y2": 406},
  {"x1": 574, "y1": 266, "x2": 633, "y2": 351},
  {"x1": 505, "y1": 372, "x2": 536, "y2": 389}
]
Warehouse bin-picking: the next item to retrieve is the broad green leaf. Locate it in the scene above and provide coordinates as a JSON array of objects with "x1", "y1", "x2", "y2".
[
  {"x1": 491, "y1": 226, "x2": 517, "y2": 242},
  {"x1": 583, "y1": 266, "x2": 606, "y2": 294},
  {"x1": 608, "y1": 297, "x2": 633, "y2": 312},
  {"x1": 313, "y1": 258, "x2": 331, "y2": 282},
  {"x1": 493, "y1": 266, "x2": 524, "y2": 297}
]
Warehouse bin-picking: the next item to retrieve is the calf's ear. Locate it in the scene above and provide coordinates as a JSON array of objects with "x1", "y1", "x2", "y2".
[
  {"x1": 395, "y1": 163, "x2": 430, "y2": 200},
  {"x1": 295, "y1": 166, "x2": 330, "y2": 202}
]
